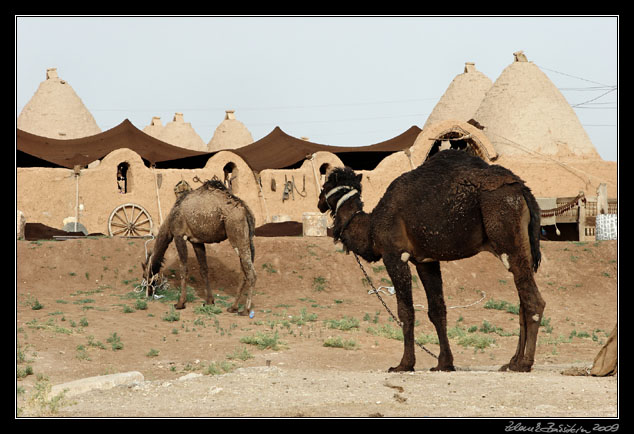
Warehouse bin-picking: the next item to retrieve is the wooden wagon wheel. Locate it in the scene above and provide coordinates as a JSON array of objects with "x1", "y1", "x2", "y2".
[{"x1": 108, "y1": 203, "x2": 154, "y2": 237}]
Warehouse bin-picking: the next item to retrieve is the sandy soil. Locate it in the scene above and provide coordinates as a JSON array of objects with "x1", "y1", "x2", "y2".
[{"x1": 16, "y1": 236, "x2": 618, "y2": 418}]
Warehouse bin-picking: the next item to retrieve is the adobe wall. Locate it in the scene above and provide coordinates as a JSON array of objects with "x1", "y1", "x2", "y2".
[
  {"x1": 16, "y1": 149, "x2": 346, "y2": 235},
  {"x1": 256, "y1": 151, "x2": 344, "y2": 223},
  {"x1": 16, "y1": 137, "x2": 617, "y2": 237},
  {"x1": 358, "y1": 151, "x2": 413, "y2": 211}
]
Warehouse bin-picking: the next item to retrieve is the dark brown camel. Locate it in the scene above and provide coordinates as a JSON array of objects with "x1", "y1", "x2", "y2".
[
  {"x1": 142, "y1": 180, "x2": 256, "y2": 315},
  {"x1": 318, "y1": 150, "x2": 544, "y2": 372}
]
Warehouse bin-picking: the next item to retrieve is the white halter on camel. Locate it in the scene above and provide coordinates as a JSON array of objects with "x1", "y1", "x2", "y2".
[{"x1": 325, "y1": 185, "x2": 359, "y2": 215}]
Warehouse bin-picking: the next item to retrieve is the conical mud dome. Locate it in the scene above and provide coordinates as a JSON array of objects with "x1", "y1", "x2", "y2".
[
  {"x1": 18, "y1": 68, "x2": 102, "y2": 139},
  {"x1": 142, "y1": 116, "x2": 164, "y2": 138},
  {"x1": 423, "y1": 62, "x2": 492, "y2": 130},
  {"x1": 158, "y1": 112, "x2": 206, "y2": 151},
  {"x1": 207, "y1": 110, "x2": 254, "y2": 152},
  {"x1": 472, "y1": 51, "x2": 600, "y2": 158}
]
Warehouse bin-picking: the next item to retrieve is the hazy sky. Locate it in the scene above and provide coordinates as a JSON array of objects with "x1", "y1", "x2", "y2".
[{"x1": 15, "y1": 16, "x2": 618, "y2": 161}]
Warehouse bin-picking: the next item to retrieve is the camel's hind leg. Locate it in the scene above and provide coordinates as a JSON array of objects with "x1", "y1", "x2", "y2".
[
  {"x1": 502, "y1": 254, "x2": 545, "y2": 372},
  {"x1": 192, "y1": 242, "x2": 214, "y2": 306},
  {"x1": 174, "y1": 236, "x2": 189, "y2": 310},
  {"x1": 415, "y1": 261, "x2": 455, "y2": 371},
  {"x1": 227, "y1": 245, "x2": 256, "y2": 316},
  {"x1": 481, "y1": 188, "x2": 545, "y2": 372}
]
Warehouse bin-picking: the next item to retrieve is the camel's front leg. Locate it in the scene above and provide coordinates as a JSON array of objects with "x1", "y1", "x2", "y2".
[
  {"x1": 383, "y1": 254, "x2": 416, "y2": 372},
  {"x1": 192, "y1": 243, "x2": 214, "y2": 306},
  {"x1": 416, "y1": 261, "x2": 455, "y2": 371},
  {"x1": 174, "y1": 237, "x2": 189, "y2": 310}
]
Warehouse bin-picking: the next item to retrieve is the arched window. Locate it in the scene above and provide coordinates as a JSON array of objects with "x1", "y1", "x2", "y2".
[
  {"x1": 223, "y1": 162, "x2": 238, "y2": 194},
  {"x1": 428, "y1": 132, "x2": 484, "y2": 160},
  {"x1": 319, "y1": 163, "x2": 331, "y2": 184},
  {"x1": 117, "y1": 162, "x2": 131, "y2": 194}
]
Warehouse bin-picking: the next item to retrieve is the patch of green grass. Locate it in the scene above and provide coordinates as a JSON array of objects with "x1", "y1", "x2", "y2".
[
  {"x1": 540, "y1": 317, "x2": 553, "y2": 333},
  {"x1": 75, "y1": 345, "x2": 91, "y2": 361},
  {"x1": 323, "y1": 336, "x2": 358, "y2": 350},
  {"x1": 484, "y1": 298, "x2": 520, "y2": 315},
  {"x1": 72, "y1": 298, "x2": 95, "y2": 306},
  {"x1": 313, "y1": 276, "x2": 328, "y2": 292},
  {"x1": 162, "y1": 306, "x2": 181, "y2": 322},
  {"x1": 205, "y1": 361, "x2": 235, "y2": 375},
  {"x1": 194, "y1": 304, "x2": 223, "y2": 316},
  {"x1": 363, "y1": 312, "x2": 381, "y2": 324},
  {"x1": 16, "y1": 364, "x2": 34, "y2": 379},
  {"x1": 240, "y1": 331, "x2": 283, "y2": 350},
  {"x1": 456, "y1": 334, "x2": 496, "y2": 352},
  {"x1": 416, "y1": 332, "x2": 439, "y2": 346},
  {"x1": 569, "y1": 330, "x2": 591, "y2": 339},
  {"x1": 26, "y1": 318, "x2": 73, "y2": 335},
  {"x1": 226, "y1": 346, "x2": 254, "y2": 361},
  {"x1": 154, "y1": 286, "x2": 198, "y2": 304},
  {"x1": 29, "y1": 298, "x2": 44, "y2": 310},
  {"x1": 290, "y1": 308, "x2": 318, "y2": 325},
  {"x1": 146, "y1": 348, "x2": 160, "y2": 358},
  {"x1": 367, "y1": 323, "x2": 403, "y2": 341},
  {"x1": 134, "y1": 299, "x2": 148, "y2": 310},
  {"x1": 324, "y1": 316, "x2": 359, "y2": 331},
  {"x1": 106, "y1": 332, "x2": 123, "y2": 351},
  {"x1": 447, "y1": 323, "x2": 497, "y2": 352},
  {"x1": 29, "y1": 375, "x2": 68, "y2": 415},
  {"x1": 262, "y1": 263, "x2": 277, "y2": 274}
]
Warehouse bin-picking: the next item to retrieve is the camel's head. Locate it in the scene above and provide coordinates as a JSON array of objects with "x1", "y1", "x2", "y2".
[
  {"x1": 318, "y1": 167, "x2": 362, "y2": 215},
  {"x1": 141, "y1": 249, "x2": 165, "y2": 297}
]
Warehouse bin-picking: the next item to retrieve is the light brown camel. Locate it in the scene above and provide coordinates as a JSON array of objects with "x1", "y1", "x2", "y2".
[
  {"x1": 142, "y1": 180, "x2": 256, "y2": 315},
  {"x1": 318, "y1": 150, "x2": 544, "y2": 372}
]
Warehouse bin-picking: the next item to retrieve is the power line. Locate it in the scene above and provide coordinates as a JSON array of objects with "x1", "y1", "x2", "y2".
[
  {"x1": 537, "y1": 64, "x2": 614, "y2": 88},
  {"x1": 571, "y1": 87, "x2": 617, "y2": 108}
]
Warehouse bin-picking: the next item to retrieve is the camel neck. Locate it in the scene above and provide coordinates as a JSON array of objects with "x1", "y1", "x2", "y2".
[{"x1": 333, "y1": 203, "x2": 380, "y2": 262}]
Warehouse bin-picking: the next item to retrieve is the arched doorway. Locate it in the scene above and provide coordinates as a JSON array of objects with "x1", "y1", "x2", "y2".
[{"x1": 410, "y1": 120, "x2": 498, "y2": 165}]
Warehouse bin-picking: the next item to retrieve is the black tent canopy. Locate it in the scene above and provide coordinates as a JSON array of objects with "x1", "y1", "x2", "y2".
[{"x1": 17, "y1": 120, "x2": 421, "y2": 171}]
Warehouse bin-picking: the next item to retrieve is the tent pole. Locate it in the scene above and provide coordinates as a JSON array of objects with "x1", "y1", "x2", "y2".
[
  {"x1": 73, "y1": 165, "x2": 81, "y2": 232},
  {"x1": 152, "y1": 165, "x2": 164, "y2": 227}
]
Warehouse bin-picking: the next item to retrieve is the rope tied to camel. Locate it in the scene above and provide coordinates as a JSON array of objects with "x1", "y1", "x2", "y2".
[{"x1": 352, "y1": 252, "x2": 439, "y2": 360}]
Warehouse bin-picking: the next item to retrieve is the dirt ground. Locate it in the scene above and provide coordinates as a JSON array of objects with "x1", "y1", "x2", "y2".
[{"x1": 15, "y1": 236, "x2": 618, "y2": 418}]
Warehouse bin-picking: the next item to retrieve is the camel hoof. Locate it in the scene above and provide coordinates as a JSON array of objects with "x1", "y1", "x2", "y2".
[
  {"x1": 430, "y1": 365, "x2": 456, "y2": 372},
  {"x1": 500, "y1": 362, "x2": 532, "y2": 372},
  {"x1": 227, "y1": 306, "x2": 238, "y2": 313},
  {"x1": 388, "y1": 365, "x2": 415, "y2": 373},
  {"x1": 174, "y1": 303, "x2": 186, "y2": 310},
  {"x1": 238, "y1": 309, "x2": 250, "y2": 317}
]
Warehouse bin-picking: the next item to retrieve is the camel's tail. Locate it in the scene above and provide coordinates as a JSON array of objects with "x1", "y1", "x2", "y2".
[{"x1": 522, "y1": 187, "x2": 541, "y2": 273}]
